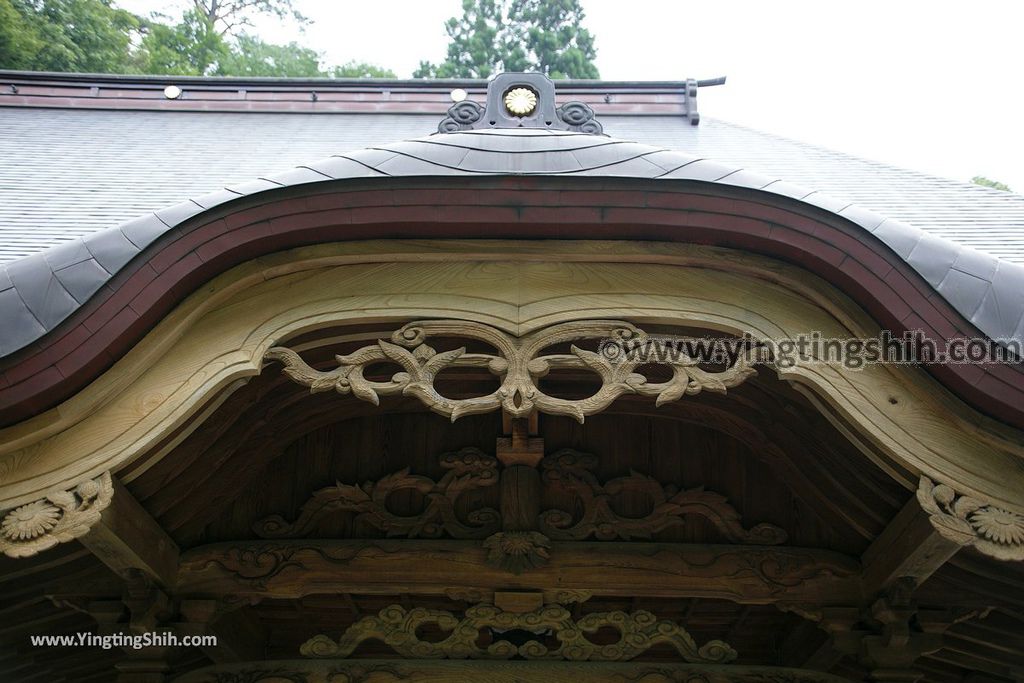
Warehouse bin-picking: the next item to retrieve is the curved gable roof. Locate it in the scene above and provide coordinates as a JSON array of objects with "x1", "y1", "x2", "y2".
[{"x1": 1, "y1": 128, "x2": 1021, "y2": 358}]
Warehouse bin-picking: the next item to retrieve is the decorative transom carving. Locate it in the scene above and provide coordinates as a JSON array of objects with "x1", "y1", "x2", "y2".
[
  {"x1": 918, "y1": 476, "x2": 1024, "y2": 561},
  {"x1": 300, "y1": 601, "x2": 737, "y2": 663},
  {"x1": 539, "y1": 450, "x2": 788, "y2": 544},
  {"x1": 253, "y1": 448, "x2": 781, "y2": 546},
  {"x1": 0, "y1": 472, "x2": 113, "y2": 558},
  {"x1": 265, "y1": 319, "x2": 755, "y2": 423},
  {"x1": 254, "y1": 447, "x2": 500, "y2": 540},
  {"x1": 252, "y1": 446, "x2": 785, "y2": 573}
]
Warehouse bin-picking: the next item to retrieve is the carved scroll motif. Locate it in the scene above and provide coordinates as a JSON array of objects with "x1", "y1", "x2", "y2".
[
  {"x1": 254, "y1": 448, "x2": 500, "y2": 540},
  {"x1": 254, "y1": 447, "x2": 783, "y2": 557},
  {"x1": 539, "y1": 450, "x2": 788, "y2": 544},
  {"x1": 0, "y1": 472, "x2": 113, "y2": 558},
  {"x1": 265, "y1": 319, "x2": 755, "y2": 423},
  {"x1": 917, "y1": 476, "x2": 1024, "y2": 561},
  {"x1": 300, "y1": 602, "x2": 737, "y2": 663}
]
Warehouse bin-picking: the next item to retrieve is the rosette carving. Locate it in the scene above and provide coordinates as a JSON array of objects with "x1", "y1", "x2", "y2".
[
  {"x1": 0, "y1": 472, "x2": 113, "y2": 558},
  {"x1": 918, "y1": 476, "x2": 1024, "y2": 561},
  {"x1": 254, "y1": 447, "x2": 500, "y2": 540},
  {"x1": 482, "y1": 531, "x2": 551, "y2": 573},
  {"x1": 265, "y1": 319, "x2": 755, "y2": 423},
  {"x1": 300, "y1": 601, "x2": 737, "y2": 663},
  {"x1": 538, "y1": 450, "x2": 787, "y2": 544}
]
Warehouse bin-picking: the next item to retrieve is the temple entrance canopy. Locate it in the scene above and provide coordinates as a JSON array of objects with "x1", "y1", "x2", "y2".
[{"x1": 0, "y1": 72, "x2": 1023, "y2": 683}]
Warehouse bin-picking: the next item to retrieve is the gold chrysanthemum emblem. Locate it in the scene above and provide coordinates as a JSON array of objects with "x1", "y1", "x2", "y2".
[
  {"x1": 504, "y1": 87, "x2": 538, "y2": 116},
  {"x1": 2, "y1": 501, "x2": 61, "y2": 541},
  {"x1": 970, "y1": 507, "x2": 1024, "y2": 545}
]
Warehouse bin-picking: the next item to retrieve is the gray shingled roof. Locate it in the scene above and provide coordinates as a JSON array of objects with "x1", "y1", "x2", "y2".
[
  {"x1": 2, "y1": 108, "x2": 1023, "y2": 264},
  {"x1": 1, "y1": 126, "x2": 1023, "y2": 359}
]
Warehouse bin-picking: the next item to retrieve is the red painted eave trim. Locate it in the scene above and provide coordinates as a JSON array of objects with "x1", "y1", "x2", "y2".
[{"x1": 1, "y1": 176, "x2": 1021, "y2": 429}]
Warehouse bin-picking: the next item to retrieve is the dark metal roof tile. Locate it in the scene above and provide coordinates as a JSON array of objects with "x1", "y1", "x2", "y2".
[
  {"x1": 762, "y1": 180, "x2": 814, "y2": 200},
  {"x1": 154, "y1": 200, "x2": 204, "y2": 228},
  {"x1": 226, "y1": 178, "x2": 284, "y2": 195},
  {"x1": 656, "y1": 159, "x2": 738, "y2": 181},
  {"x1": 304, "y1": 156, "x2": 389, "y2": 179},
  {"x1": 192, "y1": 188, "x2": 244, "y2": 210},
  {"x1": 972, "y1": 263, "x2": 1024, "y2": 341},
  {"x1": 119, "y1": 213, "x2": 170, "y2": 251},
  {"x1": 839, "y1": 204, "x2": 888, "y2": 232},
  {"x1": 951, "y1": 247, "x2": 1000, "y2": 281},
  {"x1": 872, "y1": 219, "x2": 925, "y2": 260},
  {"x1": 801, "y1": 192, "x2": 851, "y2": 214},
  {"x1": 718, "y1": 169, "x2": 779, "y2": 190},
  {"x1": 83, "y1": 227, "x2": 140, "y2": 274},
  {"x1": 5, "y1": 254, "x2": 79, "y2": 330},
  {"x1": 907, "y1": 233, "x2": 963, "y2": 285},
  {"x1": 936, "y1": 269, "x2": 991, "y2": 320},
  {"x1": 263, "y1": 166, "x2": 332, "y2": 187},
  {"x1": 42, "y1": 238, "x2": 93, "y2": 271},
  {"x1": 53, "y1": 258, "x2": 109, "y2": 304},
  {"x1": 0, "y1": 288, "x2": 46, "y2": 356}
]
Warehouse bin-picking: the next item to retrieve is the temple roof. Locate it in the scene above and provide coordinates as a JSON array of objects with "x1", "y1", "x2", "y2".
[{"x1": 1, "y1": 71, "x2": 1023, "y2": 357}]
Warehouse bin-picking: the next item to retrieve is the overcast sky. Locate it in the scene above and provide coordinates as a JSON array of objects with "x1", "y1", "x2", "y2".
[{"x1": 117, "y1": 1, "x2": 1024, "y2": 191}]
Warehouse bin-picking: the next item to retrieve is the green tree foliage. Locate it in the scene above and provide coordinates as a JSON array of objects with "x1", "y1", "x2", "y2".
[
  {"x1": 415, "y1": 0, "x2": 599, "y2": 79},
  {"x1": 0, "y1": 0, "x2": 395, "y2": 79},
  {"x1": 329, "y1": 61, "x2": 397, "y2": 78},
  {"x1": 972, "y1": 176, "x2": 1012, "y2": 192},
  {"x1": 190, "y1": 0, "x2": 308, "y2": 37},
  {"x1": 138, "y1": 8, "x2": 226, "y2": 76},
  {"x1": 1, "y1": 0, "x2": 139, "y2": 73},
  {"x1": 217, "y1": 35, "x2": 321, "y2": 77}
]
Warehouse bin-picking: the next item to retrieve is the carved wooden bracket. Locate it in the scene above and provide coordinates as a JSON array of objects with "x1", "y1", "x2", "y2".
[
  {"x1": 917, "y1": 476, "x2": 1024, "y2": 561},
  {"x1": 0, "y1": 471, "x2": 113, "y2": 558},
  {"x1": 265, "y1": 319, "x2": 755, "y2": 423},
  {"x1": 299, "y1": 599, "x2": 737, "y2": 663}
]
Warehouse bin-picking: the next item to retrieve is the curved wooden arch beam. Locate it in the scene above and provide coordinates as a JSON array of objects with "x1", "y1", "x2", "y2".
[
  {"x1": 0, "y1": 179, "x2": 1021, "y2": 430},
  {"x1": 0, "y1": 240, "x2": 1021, "y2": 515}
]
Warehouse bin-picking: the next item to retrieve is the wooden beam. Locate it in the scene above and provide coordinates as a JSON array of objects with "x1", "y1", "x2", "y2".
[
  {"x1": 178, "y1": 599, "x2": 267, "y2": 663},
  {"x1": 861, "y1": 493, "x2": 962, "y2": 596},
  {"x1": 178, "y1": 540, "x2": 862, "y2": 605},
  {"x1": 172, "y1": 659, "x2": 857, "y2": 683},
  {"x1": 78, "y1": 477, "x2": 179, "y2": 591}
]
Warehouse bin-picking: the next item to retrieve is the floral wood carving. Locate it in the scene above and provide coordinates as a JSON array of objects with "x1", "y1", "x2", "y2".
[
  {"x1": 482, "y1": 531, "x2": 551, "y2": 573},
  {"x1": 300, "y1": 602, "x2": 737, "y2": 663},
  {"x1": 539, "y1": 450, "x2": 788, "y2": 544},
  {"x1": 254, "y1": 448, "x2": 500, "y2": 540},
  {"x1": 917, "y1": 476, "x2": 1024, "y2": 561},
  {"x1": 265, "y1": 319, "x2": 755, "y2": 423},
  {"x1": 0, "y1": 472, "x2": 113, "y2": 558}
]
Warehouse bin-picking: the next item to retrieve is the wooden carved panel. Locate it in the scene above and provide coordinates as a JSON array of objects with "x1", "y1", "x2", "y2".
[
  {"x1": 300, "y1": 601, "x2": 737, "y2": 663},
  {"x1": 265, "y1": 319, "x2": 755, "y2": 423},
  {"x1": 252, "y1": 448, "x2": 784, "y2": 563},
  {"x1": 254, "y1": 448, "x2": 500, "y2": 540},
  {"x1": 539, "y1": 450, "x2": 787, "y2": 544}
]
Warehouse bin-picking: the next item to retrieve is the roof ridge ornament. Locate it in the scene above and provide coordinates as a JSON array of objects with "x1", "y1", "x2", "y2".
[{"x1": 438, "y1": 72, "x2": 603, "y2": 134}]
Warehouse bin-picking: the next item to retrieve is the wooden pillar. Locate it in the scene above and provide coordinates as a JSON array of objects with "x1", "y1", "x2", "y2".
[{"x1": 496, "y1": 415, "x2": 544, "y2": 532}]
